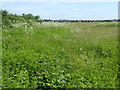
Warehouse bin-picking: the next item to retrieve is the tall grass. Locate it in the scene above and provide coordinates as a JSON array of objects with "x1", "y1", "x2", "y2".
[{"x1": 2, "y1": 22, "x2": 118, "y2": 88}]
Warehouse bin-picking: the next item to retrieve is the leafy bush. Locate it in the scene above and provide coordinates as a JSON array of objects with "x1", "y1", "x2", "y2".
[{"x1": 1, "y1": 10, "x2": 42, "y2": 29}]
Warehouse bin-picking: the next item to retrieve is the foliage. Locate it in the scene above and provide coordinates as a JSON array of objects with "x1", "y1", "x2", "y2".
[
  {"x1": 2, "y1": 11, "x2": 118, "y2": 88},
  {"x1": 1, "y1": 10, "x2": 42, "y2": 29},
  {"x1": 2, "y1": 21, "x2": 118, "y2": 88}
]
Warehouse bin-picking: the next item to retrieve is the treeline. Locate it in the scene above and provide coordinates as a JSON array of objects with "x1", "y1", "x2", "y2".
[
  {"x1": 1, "y1": 10, "x2": 42, "y2": 28},
  {"x1": 43, "y1": 19, "x2": 118, "y2": 23}
]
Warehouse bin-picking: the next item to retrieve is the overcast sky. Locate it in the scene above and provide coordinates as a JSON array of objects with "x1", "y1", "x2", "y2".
[{"x1": 1, "y1": 2, "x2": 118, "y2": 20}]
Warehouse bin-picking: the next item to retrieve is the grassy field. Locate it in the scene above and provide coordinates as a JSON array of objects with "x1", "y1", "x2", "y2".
[{"x1": 2, "y1": 22, "x2": 118, "y2": 88}]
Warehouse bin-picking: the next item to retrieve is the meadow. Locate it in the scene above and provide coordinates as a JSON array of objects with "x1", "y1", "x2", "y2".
[{"x1": 2, "y1": 21, "x2": 118, "y2": 88}]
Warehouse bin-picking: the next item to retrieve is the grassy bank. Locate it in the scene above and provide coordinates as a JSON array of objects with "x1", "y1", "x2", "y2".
[{"x1": 2, "y1": 22, "x2": 118, "y2": 88}]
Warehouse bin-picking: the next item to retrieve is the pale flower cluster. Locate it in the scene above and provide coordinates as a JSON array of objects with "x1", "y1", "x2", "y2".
[{"x1": 96, "y1": 22, "x2": 118, "y2": 27}]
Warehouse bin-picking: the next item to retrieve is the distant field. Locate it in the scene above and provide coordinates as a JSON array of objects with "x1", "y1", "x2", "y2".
[{"x1": 2, "y1": 22, "x2": 118, "y2": 88}]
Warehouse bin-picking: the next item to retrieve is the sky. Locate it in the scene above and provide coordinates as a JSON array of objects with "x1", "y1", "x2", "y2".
[
  {"x1": 1, "y1": 2, "x2": 118, "y2": 20},
  {"x1": 1, "y1": 0, "x2": 119, "y2": 2}
]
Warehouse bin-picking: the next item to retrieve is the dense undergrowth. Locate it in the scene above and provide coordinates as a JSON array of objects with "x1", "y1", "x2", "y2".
[{"x1": 2, "y1": 21, "x2": 119, "y2": 88}]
